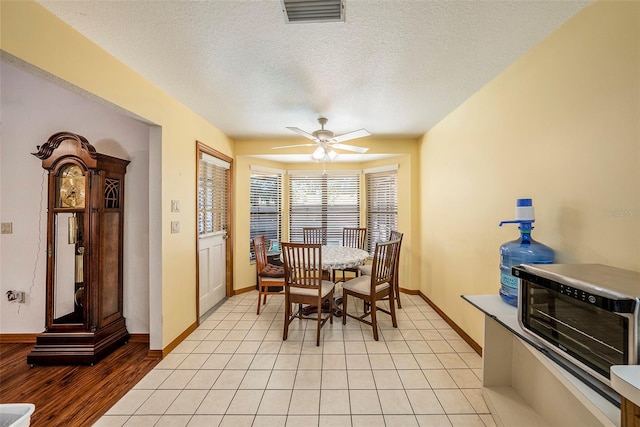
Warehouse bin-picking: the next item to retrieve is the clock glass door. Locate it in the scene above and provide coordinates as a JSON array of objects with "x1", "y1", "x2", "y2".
[
  {"x1": 53, "y1": 212, "x2": 85, "y2": 325},
  {"x1": 51, "y1": 164, "x2": 87, "y2": 325}
]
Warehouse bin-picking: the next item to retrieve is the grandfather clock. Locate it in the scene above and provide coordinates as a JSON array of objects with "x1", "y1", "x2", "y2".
[{"x1": 28, "y1": 132, "x2": 129, "y2": 365}]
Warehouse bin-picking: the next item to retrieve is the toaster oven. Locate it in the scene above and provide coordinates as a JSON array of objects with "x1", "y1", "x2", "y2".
[{"x1": 514, "y1": 263, "x2": 640, "y2": 386}]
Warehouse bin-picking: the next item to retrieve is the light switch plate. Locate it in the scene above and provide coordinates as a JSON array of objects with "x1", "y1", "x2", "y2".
[
  {"x1": 171, "y1": 221, "x2": 180, "y2": 233},
  {"x1": 171, "y1": 200, "x2": 180, "y2": 212},
  {"x1": 1, "y1": 223, "x2": 13, "y2": 234}
]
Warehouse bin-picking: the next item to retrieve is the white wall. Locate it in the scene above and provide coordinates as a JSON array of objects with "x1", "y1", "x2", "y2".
[{"x1": 0, "y1": 60, "x2": 151, "y2": 334}]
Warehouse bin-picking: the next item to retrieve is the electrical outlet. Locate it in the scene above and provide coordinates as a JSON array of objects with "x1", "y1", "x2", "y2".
[
  {"x1": 6, "y1": 290, "x2": 25, "y2": 303},
  {"x1": 1, "y1": 222, "x2": 13, "y2": 234}
]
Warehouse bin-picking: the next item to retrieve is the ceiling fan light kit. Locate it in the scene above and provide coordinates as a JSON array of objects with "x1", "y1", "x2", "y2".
[
  {"x1": 276, "y1": 117, "x2": 371, "y2": 161},
  {"x1": 312, "y1": 146, "x2": 338, "y2": 162},
  {"x1": 312, "y1": 146, "x2": 325, "y2": 160}
]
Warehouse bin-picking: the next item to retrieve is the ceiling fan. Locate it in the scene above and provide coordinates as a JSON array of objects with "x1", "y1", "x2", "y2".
[{"x1": 272, "y1": 117, "x2": 370, "y2": 161}]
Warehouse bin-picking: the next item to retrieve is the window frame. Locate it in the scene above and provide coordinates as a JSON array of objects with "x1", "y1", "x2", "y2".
[
  {"x1": 288, "y1": 170, "x2": 361, "y2": 244},
  {"x1": 249, "y1": 166, "x2": 283, "y2": 260},
  {"x1": 365, "y1": 166, "x2": 398, "y2": 255}
]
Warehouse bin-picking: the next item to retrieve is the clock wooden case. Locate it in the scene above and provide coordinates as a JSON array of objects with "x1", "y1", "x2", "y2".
[{"x1": 28, "y1": 132, "x2": 130, "y2": 365}]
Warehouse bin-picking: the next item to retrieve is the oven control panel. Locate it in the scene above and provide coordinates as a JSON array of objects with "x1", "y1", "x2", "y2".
[{"x1": 557, "y1": 284, "x2": 598, "y2": 304}]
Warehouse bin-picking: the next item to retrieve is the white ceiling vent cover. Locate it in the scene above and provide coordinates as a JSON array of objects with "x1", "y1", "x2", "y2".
[{"x1": 281, "y1": 0, "x2": 345, "y2": 24}]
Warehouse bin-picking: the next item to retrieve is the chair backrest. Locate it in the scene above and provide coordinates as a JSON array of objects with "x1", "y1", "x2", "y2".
[
  {"x1": 281, "y1": 242, "x2": 323, "y2": 292},
  {"x1": 389, "y1": 230, "x2": 403, "y2": 243},
  {"x1": 370, "y1": 239, "x2": 401, "y2": 288},
  {"x1": 343, "y1": 227, "x2": 366, "y2": 250},
  {"x1": 303, "y1": 227, "x2": 327, "y2": 245},
  {"x1": 252, "y1": 235, "x2": 269, "y2": 273},
  {"x1": 388, "y1": 230, "x2": 403, "y2": 275}
]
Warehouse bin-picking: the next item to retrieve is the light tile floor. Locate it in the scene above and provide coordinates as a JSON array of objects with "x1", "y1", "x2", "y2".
[{"x1": 95, "y1": 290, "x2": 496, "y2": 427}]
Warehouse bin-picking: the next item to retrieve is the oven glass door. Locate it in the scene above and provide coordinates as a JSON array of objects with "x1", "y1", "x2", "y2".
[{"x1": 522, "y1": 281, "x2": 628, "y2": 379}]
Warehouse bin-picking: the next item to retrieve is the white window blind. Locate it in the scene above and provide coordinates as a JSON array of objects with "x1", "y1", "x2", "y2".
[
  {"x1": 289, "y1": 172, "x2": 360, "y2": 244},
  {"x1": 365, "y1": 169, "x2": 398, "y2": 254},
  {"x1": 198, "y1": 155, "x2": 229, "y2": 235},
  {"x1": 249, "y1": 168, "x2": 282, "y2": 259}
]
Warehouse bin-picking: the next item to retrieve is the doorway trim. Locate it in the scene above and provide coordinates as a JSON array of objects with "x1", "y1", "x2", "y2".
[{"x1": 195, "y1": 141, "x2": 233, "y2": 321}]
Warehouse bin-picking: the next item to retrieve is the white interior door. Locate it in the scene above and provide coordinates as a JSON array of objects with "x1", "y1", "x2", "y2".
[
  {"x1": 197, "y1": 149, "x2": 231, "y2": 317},
  {"x1": 199, "y1": 230, "x2": 226, "y2": 314}
]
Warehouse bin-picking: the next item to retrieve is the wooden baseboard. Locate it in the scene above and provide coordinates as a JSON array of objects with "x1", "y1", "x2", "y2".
[
  {"x1": 418, "y1": 292, "x2": 483, "y2": 356},
  {"x1": 0, "y1": 333, "x2": 38, "y2": 343},
  {"x1": 399, "y1": 287, "x2": 419, "y2": 295},
  {"x1": 128, "y1": 334, "x2": 149, "y2": 343},
  {"x1": 162, "y1": 320, "x2": 198, "y2": 357},
  {"x1": 234, "y1": 285, "x2": 255, "y2": 295}
]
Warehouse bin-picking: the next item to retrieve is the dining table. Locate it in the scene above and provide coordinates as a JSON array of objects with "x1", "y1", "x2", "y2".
[
  {"x1": 297, "y1": 245, "x2": 370, "y2": 317},
  {"x1": 320, "y1": 245, "x2": 370, "y2": 272}
]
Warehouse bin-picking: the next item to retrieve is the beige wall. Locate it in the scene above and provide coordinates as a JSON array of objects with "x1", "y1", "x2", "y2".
[
  {"x1": 419, "y1": 1, "x2": 640, "y2": 345},
  {"x1": 1, "y1": 1, "x2": 234, "y2": 348},
  {"x1": 234, "y1": 138, "x2": 420, "y2": 294}
]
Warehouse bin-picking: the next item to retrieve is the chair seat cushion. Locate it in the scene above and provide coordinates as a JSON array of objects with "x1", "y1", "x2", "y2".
[
  {"x1": 289, "y1": 280, "x2": 335, "y2": 298},
  {"x1": 342, "y1": 275, "x2": 390, "y2": 296},
  {"x1": 260, "y1": 263, "x2": 285, "y2": 278},
  {"x1": 358, "y1": 265, "x2": 372, "y2": 276}
]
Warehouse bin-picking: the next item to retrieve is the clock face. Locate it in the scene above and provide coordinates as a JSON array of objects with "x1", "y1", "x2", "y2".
[{"x1": 58, "y1": 165, "x2": 86, "y2": 208}]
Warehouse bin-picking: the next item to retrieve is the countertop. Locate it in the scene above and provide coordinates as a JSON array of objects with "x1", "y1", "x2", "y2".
[{"x1": 611, "y1": 365, "x2": 640, "y2": 407}]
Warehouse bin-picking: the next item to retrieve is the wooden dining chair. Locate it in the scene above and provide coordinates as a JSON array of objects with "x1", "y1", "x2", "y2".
[
  {"x1": 302, "y1": 227, "x2": 330, "y2": 280},
  {"x1": 281, "y1": 242, "x2": 335, "y2": 346},
  {"x1": 332, "y1": 227, "x2": 367, "y2": 283},
  {"x1": 359, "y1": 230, "x2": 404, "y2": 308},
  {"x1": 252, "y1": 235, "x2": 285, "y2": 315},
  {"x1": 342, "y1": 238, "x2": 400, "y2": 340},
  {"x1": 302, "y1": 227, "x2": 327, "y2": 244}
]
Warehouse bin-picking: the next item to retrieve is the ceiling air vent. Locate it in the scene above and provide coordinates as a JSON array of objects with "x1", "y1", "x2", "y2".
[{"x1": 281, "y1": 0, "x2": 345, "y2": 24}]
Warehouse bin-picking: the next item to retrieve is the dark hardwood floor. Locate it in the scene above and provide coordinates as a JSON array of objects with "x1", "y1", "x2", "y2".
[{"x1": 0, "y1": 342, "x2": 159, "y2": 427}]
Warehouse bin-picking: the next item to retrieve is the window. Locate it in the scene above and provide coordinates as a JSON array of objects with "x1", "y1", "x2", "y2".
[
  {"x1": 249, "y1": 166, "x2": 282, "y2": 259},
  {"x1": 198, "y1": 153, "x2": 229, "y2": 235},
  {"x1": 289, "y1": 171, "x2": 360, "y2": 244},
  {"x1": 365, "y1": 166, "x2": 398, "y2": 254}
]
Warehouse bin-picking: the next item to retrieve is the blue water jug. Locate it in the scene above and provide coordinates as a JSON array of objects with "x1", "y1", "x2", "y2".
[{"x1": 498, "y1": 198, "x2": 554, "y2": 306}]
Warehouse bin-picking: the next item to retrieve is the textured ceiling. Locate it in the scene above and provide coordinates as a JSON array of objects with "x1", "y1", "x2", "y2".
[{"x1": 38, "y1": 0, "x2": 589, "y2": 142}]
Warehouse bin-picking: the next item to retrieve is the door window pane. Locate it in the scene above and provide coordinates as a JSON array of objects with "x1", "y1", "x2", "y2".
[{"x1": 198, "y1": 154, "x2": 229, "y2": 235}]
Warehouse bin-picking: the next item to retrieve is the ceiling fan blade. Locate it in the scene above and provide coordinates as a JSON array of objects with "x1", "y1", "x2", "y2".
[
  {"x1": 332, "y1": 143, "x2": 370, "y2": 153},
  {"x1": 271, "y1": 143, "x2": 317, "y2": 149},
  {"x1": 286, "y1": 127, "x2": 318, "y2": 141},
  {"x1": 332, "y1": 129, "x2": 371, "y2": 143}
]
